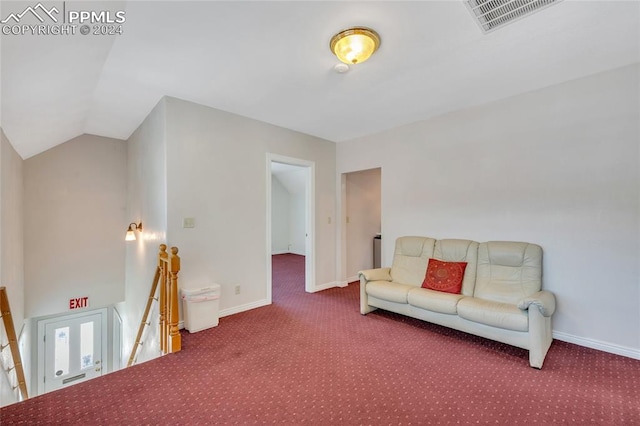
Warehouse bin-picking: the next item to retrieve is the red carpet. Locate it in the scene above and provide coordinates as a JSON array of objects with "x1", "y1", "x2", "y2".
[{"x1": 2, "y1": 253, "x2": 639, "y2": 424}]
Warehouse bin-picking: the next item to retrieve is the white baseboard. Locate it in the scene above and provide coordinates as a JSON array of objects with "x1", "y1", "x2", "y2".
[
  {"x1": 553, "y1": 331, "x2": 640, "y2": 360},
  {"x1": 347, "y1": 275, "x2": 358, "y2": 284},
  {"x1": 271, "y1": 250, "x2": 289, "y2": 255},
  {"x1": 216, "y1": 282, "x2": 347, "y2": 317},
  {"x1": 216, "y1": 282, "x2": 342, "y2": 317},
  {"x1": 312, "y1": 281, "x2": 340, "y2": 292},
  {"x1": 219, "y1": 299, "x2": 270, "y2": 318}
]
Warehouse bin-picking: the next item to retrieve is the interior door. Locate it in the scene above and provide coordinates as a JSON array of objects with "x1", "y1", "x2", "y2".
[{"x1": 44, "y1": 312, "x2": 103, "y2": 393}]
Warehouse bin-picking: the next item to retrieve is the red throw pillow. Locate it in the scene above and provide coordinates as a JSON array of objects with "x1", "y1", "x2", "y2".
[{"x1": 422, "y1": 258, "x2": 468, "y2": 294}]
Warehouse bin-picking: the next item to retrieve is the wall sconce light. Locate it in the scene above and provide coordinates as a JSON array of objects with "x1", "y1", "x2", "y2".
[{"x1": 125, "y1": 222, "x2": 142, "y2": 241}]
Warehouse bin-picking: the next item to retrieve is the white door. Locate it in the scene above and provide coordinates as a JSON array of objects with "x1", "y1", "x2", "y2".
[{"x1": 43, "y1": 312, "x2": 103, "y2": 393}]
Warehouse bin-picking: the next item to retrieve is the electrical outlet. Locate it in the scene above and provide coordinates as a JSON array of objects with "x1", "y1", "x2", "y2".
[
  {"x1": 183, "y1": 217, "x2": 195, "y2": 228},
  {"x1": 235, "y1": 285, "x2": 241, "y2": 295}
]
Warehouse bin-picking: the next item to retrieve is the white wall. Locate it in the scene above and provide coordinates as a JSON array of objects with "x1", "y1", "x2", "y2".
[
  {"x1": 289, "y1": 189, "x2": 305, "y2": 255},
  {"x1": 117, "y1": 98, "x2": 168, "y2": 366},
  {"x1": 0, "y1": 129, "x2": 24, "y2": 326},
  {"x1": 271, "y1": 175, "x2": 290, "y2": 254},
  {"x1": 337, "y1": 64, "x2": 640, "y2": 357},
  {"x1": 272, "y1": 166, "x2": 307, "y2": 256},
  {"x1": 164, "y1": 97, "x2": 336, "y2": 313},
  {"x1": 278, "y1": 167, "x2": 307, "y2": 256},
  {"x1": 271, "y1": 169, "x2": 306, "y2": 256},
  {"x1": 0, "y1": 129, "x2": 25, "y2": 406},
  {"x1": 345, "y1": 168, "x2": 381, "y2": 279},
  {"x1": 23, "y1": 134, "x2": 127, "y2": 319},
  {"x1": 0, "y1": 359, "x2": 14, "y2": 407}
]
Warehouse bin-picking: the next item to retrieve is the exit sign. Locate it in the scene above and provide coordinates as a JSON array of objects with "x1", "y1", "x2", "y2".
[{"x1": 69, "y1": 297, "x2": 89, "y2": 310}]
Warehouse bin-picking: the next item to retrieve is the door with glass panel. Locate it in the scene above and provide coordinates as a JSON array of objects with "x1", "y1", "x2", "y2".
[{"x1": 44, "y1": 312, "x2": 103, "y2": 393}]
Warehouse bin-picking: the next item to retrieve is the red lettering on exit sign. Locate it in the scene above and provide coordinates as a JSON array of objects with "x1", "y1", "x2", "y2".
[{"x1": 69, "y1": 297, "x2": 89, "y2": 310}]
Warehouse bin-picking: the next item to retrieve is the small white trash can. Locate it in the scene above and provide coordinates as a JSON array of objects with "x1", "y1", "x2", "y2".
[{"x1": 181, "y1": 284, "x2": 221, "y2": 333}]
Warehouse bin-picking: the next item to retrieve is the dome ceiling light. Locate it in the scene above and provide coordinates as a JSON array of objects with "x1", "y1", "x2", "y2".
[{"x1": 330, "y1": 27, "x2": 381, "y2": 65}]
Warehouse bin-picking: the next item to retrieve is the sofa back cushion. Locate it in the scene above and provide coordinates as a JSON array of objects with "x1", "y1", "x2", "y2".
[
  {"x1": 391, "y1": 236, "x2": 435, "y2": 286},
  {"x1": 434, "y1": 239, "x2": 479, "y2": 296},
  {"x1": 474, "y1": 241, "x2": 542, "y2": 304}
]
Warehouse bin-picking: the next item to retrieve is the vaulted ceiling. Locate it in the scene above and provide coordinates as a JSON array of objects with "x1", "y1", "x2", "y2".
[
  {"x1": 272, "y1": 162, "x2": 306, "y2": 195},
  {"x1": 1, "y1": 1, "x2": 638, "y2": 159}
]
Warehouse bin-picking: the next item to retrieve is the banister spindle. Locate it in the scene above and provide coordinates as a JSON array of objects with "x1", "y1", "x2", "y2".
[
  {"x1": 158, "y1": 244, "x2": 168, "y2": 354},
  {"x1": 168, "y1": 247, "x2": 181, "y2": 353}
]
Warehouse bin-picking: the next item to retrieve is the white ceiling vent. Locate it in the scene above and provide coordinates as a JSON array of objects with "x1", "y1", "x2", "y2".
[{"x1": 465, "y1": 0, "x2": 561, "y2": 33}]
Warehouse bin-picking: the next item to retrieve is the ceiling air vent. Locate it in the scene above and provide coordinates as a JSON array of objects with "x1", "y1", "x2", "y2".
[{"x1": 465, "y1": 0, "x2": 561, "y2": 33}]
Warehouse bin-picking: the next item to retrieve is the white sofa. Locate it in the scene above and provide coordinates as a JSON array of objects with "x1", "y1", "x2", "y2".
[{"x1": 359, "y1": 236, "x2": 556, "y2": 368}]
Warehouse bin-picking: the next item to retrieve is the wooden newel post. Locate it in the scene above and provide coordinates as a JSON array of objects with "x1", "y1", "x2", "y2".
[
  {"x1": 158, "y1": 244, "x2": 168, "y2": 354},
  {"x1": 168, "y1": 246, "x2": 181, "y2": 353}
]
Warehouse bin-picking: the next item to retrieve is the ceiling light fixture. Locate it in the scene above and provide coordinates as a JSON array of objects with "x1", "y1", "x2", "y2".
[
  {"x1": 330, "y1": 27, "x2": 380, "y2": 65},
  {"x1": 125, "y1": 222, "x2": 142, "y2": 241}
]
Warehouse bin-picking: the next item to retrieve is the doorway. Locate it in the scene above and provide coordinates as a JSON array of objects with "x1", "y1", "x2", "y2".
[
  {"x1": 266, "y1": 153, "x2": 315, "y2": 301},
  {"x1": 37, "y1": 308, "x2": 107, "y2": 395},
  {"x1": 342, "y1": 168, "x2": 382, "y2": 283}
]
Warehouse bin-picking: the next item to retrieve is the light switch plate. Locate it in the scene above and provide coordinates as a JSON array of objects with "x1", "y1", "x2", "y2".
[{"x1": 183, "y1": 217, "x2": 195, "y2": 228}]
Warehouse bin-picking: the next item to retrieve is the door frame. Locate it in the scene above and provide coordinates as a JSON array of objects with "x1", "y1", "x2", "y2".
[
  {"x1": 338, "y1": 167, "x2": 385, "y2": 286},
  {"x1": 266, "y1": 153, "x2": 315, "y2": 299},
  {"x1": 36, "y1": 307, "x2": 108, "y2": 396}
]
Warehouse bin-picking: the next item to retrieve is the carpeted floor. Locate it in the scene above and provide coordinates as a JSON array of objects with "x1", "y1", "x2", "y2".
[{"x1": 1, "y1": 253, "x2": 639, "y2": 424}]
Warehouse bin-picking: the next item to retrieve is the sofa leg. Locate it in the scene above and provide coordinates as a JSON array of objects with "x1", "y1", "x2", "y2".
[
  {"x1": 361, "y1": 304, "x2": 377, "y2": 315},
  {"x1": 529, "y1": 356, "x2": 543, "y2": 369}
]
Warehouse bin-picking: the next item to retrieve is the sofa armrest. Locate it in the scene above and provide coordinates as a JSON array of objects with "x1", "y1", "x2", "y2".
[
  {"x1": 359, "y1": 268, "x2": 390, "y2": 315},
  {"x1": 359, "y1": 268, "x2": 392, "y2": 282},
  {"x1": 517, "y1": 291, "x2": 556, "y2": 317}
]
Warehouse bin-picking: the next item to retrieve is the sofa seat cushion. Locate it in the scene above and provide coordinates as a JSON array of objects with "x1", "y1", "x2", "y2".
[
  {"x1": 408, "y1": 288, "x2": 464, "y2": 314},
  {"x1": 457, "y1": 297, "x2": 528, "y2": 332},
  {"x1": 366, "y1": 281, "x2": 413, "y2": 304}
]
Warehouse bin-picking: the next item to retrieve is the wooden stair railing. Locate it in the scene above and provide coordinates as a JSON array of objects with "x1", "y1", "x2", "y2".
[
  {"x1": 127, "y1": 244, "x2": 181, "y2": 367},
  {"x1": 0, "y1": 286, "x2": 28, "y2": 401},
  {"x1": 127, "y1": 253, "x2": 161, "y2": 367}
]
